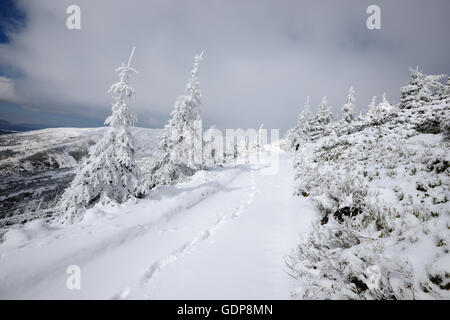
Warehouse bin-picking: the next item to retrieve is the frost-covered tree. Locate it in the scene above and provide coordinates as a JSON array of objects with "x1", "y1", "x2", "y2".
[
  {"x1": 148, "y1": 52, "x2": 205, "y2": 189},
  {"x1": 365, "y1": 93, "x2": 394, "y2": 124},
  {"x1": 366, "y1": 96, "x2": 378, "y2": 121},
  {"x1": 285, "y1": 96, "x2": 313, "y2": 151},
  {"x1": 400, "y1": 67, "x2": 445, "y2": 109},
  {"x1": 341, "y1": 86, "x2": 356, "y2": 123},
  {"x1": 427, "y1": 74, "x2": 446, "y2": 103},
  {"x1": 57, "y1": 47, "x2": 146, "y2": 223},
  {"x1": 310, "y1": 96, "x2": 333, "y2": 141},
  {"x1": 378, "y1": 93, "x2": 391, "y2": 111},
  {"x1": 400, "y1": 67, "x2": 425, "y2": 109},
  {"x1": 316, "y1": 96, "x2": 333, "y2": 125}
]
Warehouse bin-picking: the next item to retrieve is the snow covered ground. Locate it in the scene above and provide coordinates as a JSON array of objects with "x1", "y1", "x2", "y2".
[{"x1": 0, "y1": 149, "x2": 316, "y2": 299}]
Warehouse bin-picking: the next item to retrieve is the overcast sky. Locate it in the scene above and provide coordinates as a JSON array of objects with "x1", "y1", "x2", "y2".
[{"x1": 0, "y1": 0, "x2": 449, "y2": 132}]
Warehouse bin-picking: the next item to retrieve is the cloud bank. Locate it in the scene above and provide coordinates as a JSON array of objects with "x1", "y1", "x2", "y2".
[{"x1": 0, "y1": 0, "x2": 449, "y2": 131}]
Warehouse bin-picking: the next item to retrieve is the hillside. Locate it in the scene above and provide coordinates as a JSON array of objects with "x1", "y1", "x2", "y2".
[
  {"x1": 287, "y1": 101, "x2": 450, "y2": 299},
  {"x1": 0, "y1": 127, "x2": 160, "y2": 225}
]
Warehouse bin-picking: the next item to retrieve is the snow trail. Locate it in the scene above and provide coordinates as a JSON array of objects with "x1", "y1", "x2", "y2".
[{"x1": 0, "y1": 151, "x2": 316, "y2": 299}]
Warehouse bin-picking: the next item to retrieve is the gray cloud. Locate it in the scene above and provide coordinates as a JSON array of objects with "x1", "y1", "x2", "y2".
[
  {"x1": 0, "y1": 76, "x2": 20, "y2": 103},
  {"x1": 1, "y1": 0, "x2": 449, "y2": 132}
]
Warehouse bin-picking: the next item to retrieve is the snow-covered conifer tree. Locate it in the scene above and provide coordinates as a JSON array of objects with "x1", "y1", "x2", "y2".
[
  {"x1": 148, "y1": 52, "x2": 205, "y2": 189},
  {"x1": 316, "y1": 96, "x2": 333, "y2": 125},
  {"x1": 400, "y1": 67, "x2": 423, "y2": 109},
  {"x1": 57, "y1": 47, "x2": 146, "y2": 223},
  {"x1": 399, "y1": 67, "x2": 445, "y2": 109},
  {"x1": 309, "y1": 96, "x2": 333, "y2": 141},
  {"x1": 378, "y1": 93, "x2": 394, "y2": 113},
  {"x1": 426, "y1": 74, "x2": 447, "y2": 103},
  {"x1": 366, "y1": 96, "x2": 378, "y2": 120},
  {"x1": 341, "y1": 86, "x2": 356, "y2": 123},
  {"x1": 286, "y1": 96, "x2": 313, "y2": 151}
]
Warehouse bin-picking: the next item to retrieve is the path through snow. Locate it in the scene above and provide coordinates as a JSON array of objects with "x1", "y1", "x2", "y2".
[{"x1": 0, "y1": 150, "x2": 316, "y2": 299}]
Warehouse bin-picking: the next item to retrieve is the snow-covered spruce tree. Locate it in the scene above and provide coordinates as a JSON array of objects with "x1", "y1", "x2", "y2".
[
  {"x1": 364, "y1": 93, "x2": 396, "y2": 127},
  {"x1": 366, "y1": 96, "x2": 377, "y2": 121},
  {"x1": 427, "y1": 74, "x2": 446, "y2": 103},
  {"x1": 148, "y1": 52, "x2": 204, "y2": 189},
  {"x1": 341, "y1": 86, "x2": 356, "y2": 123},
  {"x1": 309, "y1": 96, "x2": 333, "y2": 141},
  {"x1": 378, "y1": 93, "x2": 392, "y2": 112},
  {"x1": 400, "y1": 67, "x2": 445, "y2": 109},
  {"x1": 57, "y1": 47, "x2": 146, "y2": 223},
  {"x1": 400, "y1": 67, "x2": 425, "y2": 109},
  {"x1": 285, "y1": 96, "x2": 312, "y2": 151}
]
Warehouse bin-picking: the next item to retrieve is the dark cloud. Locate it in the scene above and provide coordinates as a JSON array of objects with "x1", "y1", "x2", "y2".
[{"x1": 0, "y1": 0, "x2": 449, "y2": 131}]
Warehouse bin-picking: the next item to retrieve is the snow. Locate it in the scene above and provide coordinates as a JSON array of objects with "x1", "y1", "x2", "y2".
[
  {"x1": 0, "y1": 127, "x2": 160, "y2": 175},
  {"x1": 288, "y1": 99, "x2": 449, "y2": 299},
  {"x1": 0, "y1": 150, "x2": 315, "y2": 299}
]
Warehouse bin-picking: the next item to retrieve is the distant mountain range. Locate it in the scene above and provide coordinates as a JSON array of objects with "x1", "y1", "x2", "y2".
[{"x1": 0, "y1": 119, "x2": 48, "y2": 133}]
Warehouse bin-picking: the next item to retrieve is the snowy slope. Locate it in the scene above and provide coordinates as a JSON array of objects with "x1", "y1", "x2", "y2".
[
  {"x1": 0, "y1": 127, "x2": 160, "y2": 222},
  {"x1": 288, "y1": 102, "x2": 450, "y2": 299},
  {"x1": 0, "y1": 149, "x2": 315, "y2": 299},
  {"x1": 0, "y1": 127, "x2": 159, "y2": 175}
]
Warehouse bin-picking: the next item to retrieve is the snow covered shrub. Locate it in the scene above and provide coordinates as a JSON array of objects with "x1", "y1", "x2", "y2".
[
  {"x1": 56, "y1": 47, "x2": 146, "y2": 223},
  {"x1": 442, "y1": 119, "x2": 450, "y2": 141},
  {"x1": 290, "y1": 78, "x2": 450, "y2": 299},
  {"x1": 286, "y1": 219, "x2": 415, "y2": 300},
  {"x1": 146, "y1": 52, "x2": 205, "y2": 189}
]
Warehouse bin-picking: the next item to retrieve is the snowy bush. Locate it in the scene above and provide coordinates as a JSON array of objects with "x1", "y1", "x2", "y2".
[
  {"x1": 286, "y1": 219, "x2": 416, "y2": 300},
  {"x1": 289, "y1": 69, "x2": 450, "y2": 299}
]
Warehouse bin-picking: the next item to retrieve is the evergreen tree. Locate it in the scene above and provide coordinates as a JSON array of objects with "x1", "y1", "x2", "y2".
[
  {"x1": 378, "y1": 93, "x2": 394, "y2": 113},
  {"x1": 400, "y1": 67, "x2": 423, "y2": 109},
  {"x1": 316, "y1": 96, "x2": 333, "y2": 125},
  {"x1": 286, "y1": 96, "x2": 313, "y2": 151},
  {"x1": 148, "y1": 52, "x2": 205, "y2": 189},
  {"x1": 341, "y1": 86, "x2": 356, "y2": 123},
  {"x1": 366, "y1": 96, "x2": 378, "y2": 120},
  {"x1": 57, "y1": 47, "x2": 146, "y2": 223},
  {"x1": 310, "y1": 96, "x2": 333, "y2": 141},
  {"x1": 400, "y1": 67, "x2": 445, "y2": 109}
]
